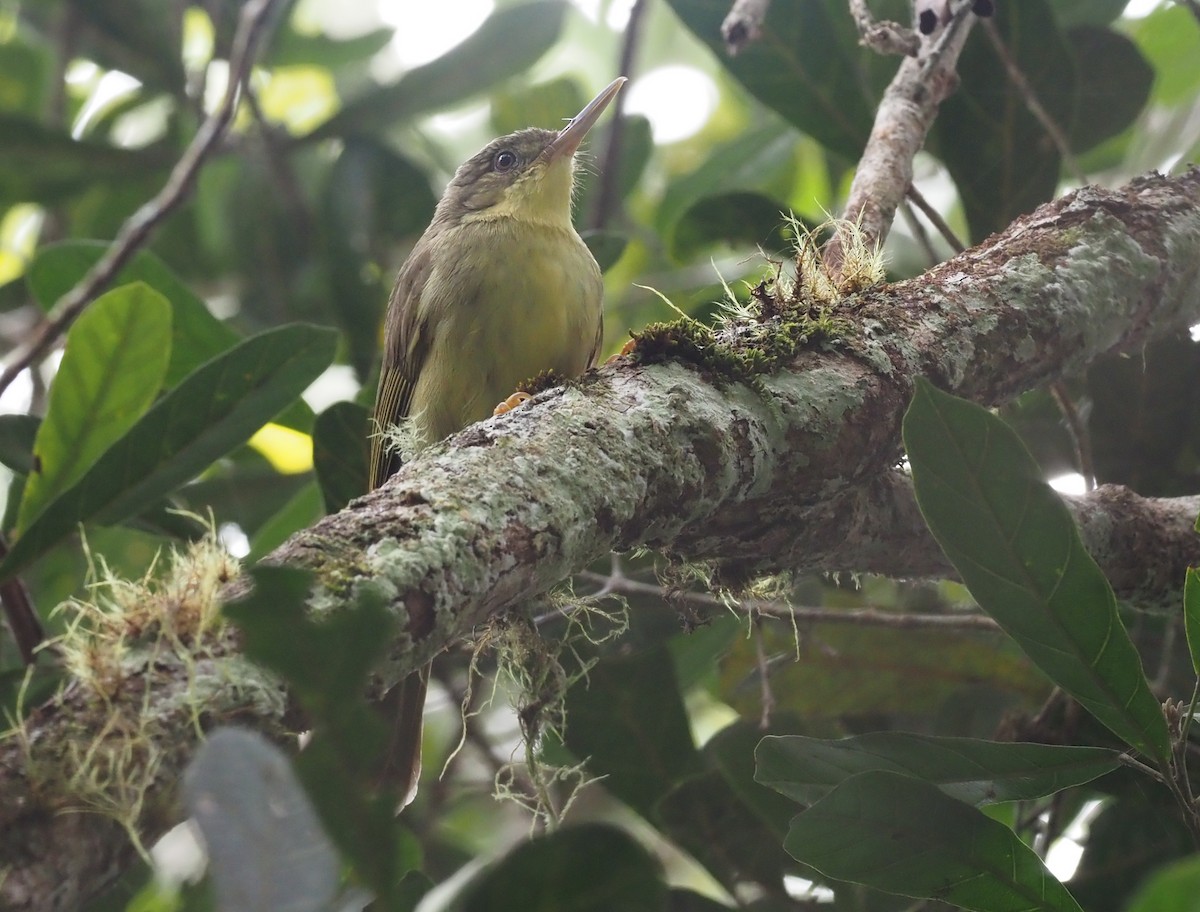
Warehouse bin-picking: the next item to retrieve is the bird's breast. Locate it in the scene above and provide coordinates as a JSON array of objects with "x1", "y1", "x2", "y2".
[{"x1": 411, "y1": 217, "x2": 602, "y2": 441}]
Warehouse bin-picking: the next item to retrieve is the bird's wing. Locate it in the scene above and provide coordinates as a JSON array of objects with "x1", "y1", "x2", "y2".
[{"x1": 369, "y1": 244, "x2": 434, "y2": 491}]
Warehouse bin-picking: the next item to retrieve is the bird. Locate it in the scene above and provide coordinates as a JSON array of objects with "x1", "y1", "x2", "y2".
[{"x1": 368, "y1": 77, "x2": 626, "y2": 806}]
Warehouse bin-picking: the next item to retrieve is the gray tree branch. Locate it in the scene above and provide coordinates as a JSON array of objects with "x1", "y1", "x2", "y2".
[{"x1": 2, "y1": 168, "x2": 1199, "y2": 907}]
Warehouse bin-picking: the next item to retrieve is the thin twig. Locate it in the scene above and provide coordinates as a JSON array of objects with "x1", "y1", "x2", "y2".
[
  {"x1": 752, "y1": 618, "x2": 775, "y2": 728},
  {"x1": 900, "y1": 201, "x2": 940, "y2": 266},
  {"x1": 588, "y1": 0, "x2": 646, "y2": 231},
  {"x1": 721, "y1": 0, "x2": 772, "y2": 55},
  {"x1": 1049, "y1": 382, "x2": 1096, "y2": 490},
  {"x1": 0, "y1": 0, "x2": 282, "y2": 402},
  {"x1": 906, "y1": 184, "x2": 966, "y2": 253},
  {"x1": 0, "y1": 534, "x2": 43, "y2": 664},
  {"x1": 981, "y1": 19, "x2": 1086, "y2": 185},
  {"x1": 576, "y1": 571, "x2": 1001, "y2": 631},
  {"x1": 848, "y1": 0, "x2": 920, "y2": 56}
]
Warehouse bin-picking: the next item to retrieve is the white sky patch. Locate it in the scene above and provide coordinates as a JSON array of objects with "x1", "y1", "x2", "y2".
[
  {"x1": 218, "y1": 522, "x2": 251, "y2": 559},
  {"x1": 1048, "y1": 472, "x2": 1089, "y2": 496},
  {"x1": 1046, "y1": 799, "x2": 1106, "y2": 881},
  {"x1": 302, "y1": 364, "x2": 362, "y2": 413},
  {"x1": 567, "y1": 0, "x2": 601, "y2": 22},
  {"x1": 606, "y1": 0, "x2": 638, "y2": 30},
  {"x1": 1122, "y1": 0, "x2": 1162, "y2": 17},
  {"x1": 625, "y1": 65, "x2": 718, "y2": 144},
  {"x1": 378, "y1": 0, "x2": 493, "y2": 68}
]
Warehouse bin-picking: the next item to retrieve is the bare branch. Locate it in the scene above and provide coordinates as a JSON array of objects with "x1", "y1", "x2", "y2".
[
  {"x1": 721, "y1": 0, "x2": 772, "y2": 55},
  {"x1": 906, "y1": 183, "x2": 965, "y2": 253},
  {"x1": 981, "y1": 19, "x2": 1086, "y2": 185},
  {"x1": 0, "y1": 0, "x2": 283, "y2": 402},
  {"x1": 824, "y1": 0, "x2": 977, "y2": 275},
  {"x1": 848, "y1": 0, "x2": 920, "y2": 57}
]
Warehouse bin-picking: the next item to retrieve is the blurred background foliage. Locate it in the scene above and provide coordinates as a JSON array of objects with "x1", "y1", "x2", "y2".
[{"x1": 0, "y1": 0, "x2": 1199, "y2": 908}]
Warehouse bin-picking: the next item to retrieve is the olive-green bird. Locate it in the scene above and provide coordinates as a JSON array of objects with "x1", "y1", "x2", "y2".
[{"x1": 369, "y1": 77, "x2": 626, "y2": 805}]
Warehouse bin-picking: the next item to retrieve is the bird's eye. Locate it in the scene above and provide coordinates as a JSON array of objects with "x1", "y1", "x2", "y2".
[{"x1": 492, "y1": 150, "x2": 519, "y2": 172}]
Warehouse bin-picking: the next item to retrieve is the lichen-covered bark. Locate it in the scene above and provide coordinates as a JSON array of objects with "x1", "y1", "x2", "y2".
[{"x1": 2, "y1": 169, "x2": 1199, "y2": 909}]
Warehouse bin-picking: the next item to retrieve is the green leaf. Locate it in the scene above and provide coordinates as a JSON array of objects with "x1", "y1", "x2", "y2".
[
  {"x1": 323, "y1": 138, "x2": 435, "y2": 379},
  {"x1": 1130, "y1": 6, "x2": 1200, "y2": 107},
  {"x1": 0, "y1": 39, "x2": 51, "y2": 116},
  {"x1": 663, "y1": 0, "x2": 876, "y2": 160},
  {"x1": 18, "y1": 283, "x2": 172, "y2": 533},
  {"x1": 28, "y1": 241, "x2": 238, "y2": 389},
  {"x1": 657, "y1": 125, "x2": 798, "y2": 256},
  {"x1": 673, "y1": 191, "x2": 792, "y2": 260},
  {"x1": 1124, "y1": 855, "x2": 1200, "y2": 912},
  {"x1": 562, "y1": 647, "x2": 703, "y2": 817},
  {"x1": 224, "y1": 566, "x2": 409, "y2": 900},
  {"x1": 756, "y1": 733, "x2": 1119, "y2": 806},
  {"x1": 458, "y1": 824, "x2": 667, "y2": 912},
  {"x1": 785, "y1": 770, "x2": 1084, "y2": 912},
  {"x1": 312, "y1": 402, "x2": 369, "y2": 514},
  {"x1": 579, "y1": 229, "x2": 628, "y2": 273},
  {"x1": 489, "y1": 77, "x2": 585, "y2": 136},
  {"x1": 0, "y1": 414, "x2": 39, "y2": 474},
  {"x1": 1050, "y1": 0, "x2": 1128, "y2": 26},
  {"x1": 309, "y1": 1, "x2": 568, "y2": 140},
  {"x1": 903, "y1": 378, "x2": 1171, "y2": 761},
  {"x1": 184, "y1": 728, "x2": 340, "y2": 912},
  {"x1": 0, "y1": 114, "x2": 168, "y2": 205},
  {"x1": 1185, "y1": 569, "x2": 1200, "y2": 678},
  {"x1": 1065, "y1": 27, "x2": 1153, "y2": 153},
  {"x1": 932, "y1": 0, "x2": 1073, "y2": 241},
  {"x1": 0, "y1": 324, "x2": 337, "y2": 578}
]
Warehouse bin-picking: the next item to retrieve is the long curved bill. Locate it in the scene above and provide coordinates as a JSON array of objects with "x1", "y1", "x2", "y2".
[{"x1": 542, "y1": 76, "x2": 627, "y2": 163}]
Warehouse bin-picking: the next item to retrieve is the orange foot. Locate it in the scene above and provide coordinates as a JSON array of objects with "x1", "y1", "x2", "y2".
[
  {"x1": 493, "y1": 391, "x2": 532, "y2": 416},
  {"x1": 604, "y1": 338, "x2": 638, "y2": 365}
]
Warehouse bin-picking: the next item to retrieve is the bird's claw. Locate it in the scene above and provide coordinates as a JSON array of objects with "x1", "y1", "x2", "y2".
[{"x1": 493, "y1": 391, "x2": 532, "y2": 416}]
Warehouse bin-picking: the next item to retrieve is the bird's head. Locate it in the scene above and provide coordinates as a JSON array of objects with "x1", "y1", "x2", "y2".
[{"x1": 439, "y1": 77, "x2": 625, "y2": 228}]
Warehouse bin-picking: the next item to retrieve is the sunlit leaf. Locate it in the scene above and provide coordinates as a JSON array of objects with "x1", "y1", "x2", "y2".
[
  {"x1": 0, "y1": 324, "x2": 337, "y2": 578},
  {"x1": 1130, "y1": 5, "x2": 1200, "y2": 107},
  {"x1": 18, "y1": 283, "x2": 171, "y2": 533},
  {"x1": 903, "y1": 379, "x2": 1171, "y2": 761}
]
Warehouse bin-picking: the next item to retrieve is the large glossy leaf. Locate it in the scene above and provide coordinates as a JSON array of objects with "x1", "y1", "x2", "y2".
[
  {"x1": 28, "y1": 241, "x2": 237, "y2": 389},
  {"x1": 0, "y1": 115, "x2": 167, "y2": 205},
  {"x1": 225, "y1": 567, "x2": 412, "y2": 901},
  {"x1": 265, "y1": 26, "x2": 393, "y2": 69},
  {"x1": 18, "y1": 283, "x2": 172, "y2": 533},
  {"x1": 1186, "y1": 569, "x2": 1200, "y2": 678},
  {"x1": 308, "y1": 1, "x2": 567, "y2": 140},
  {"x1": 903, "y1": 379, "x2": 1171, "y2": 762},
  {"x1": 312, "y1": 401, "x2": 369, "y2": 514},
  {"x1": 1131, "y1": 6, "x2": 1200, "y2": 107},
  {"x1": 562, "y1": 647, "x2": 703, "y2": 817},
  {"x1": 457, "y1": 824, "x2": 667, "y2": 912},
  {"x1": 323, "y1": 138, "x2": 435, "y2": 379},
  {"x1": 756, "y1": 733, "x2": 1119, "y2": 806},
  {"x1": 663, "y1": 0, "x2": 877, "y2": 160},
  {"x1": 1087, "y1": 333, "x2": 1200, "y2": 497},
  {"x1": 184, "y1": 729, "x2": 340, "y2": 912},
  {"x1": 656, "y1": 124, "x2": 798, "y2": 255},
  {"x1": 0, "y1": 325, "x2": 337, "y2": 579},
  {"x1": 933, "y1": 0, "x2": 1073, "y2": 241},
  {"x1": 785, "y1": 770, "x2": 1084, "y2": 912},
  {"x1": 1066, "y1": 27, "x2": 1153, "y2": 153}
]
